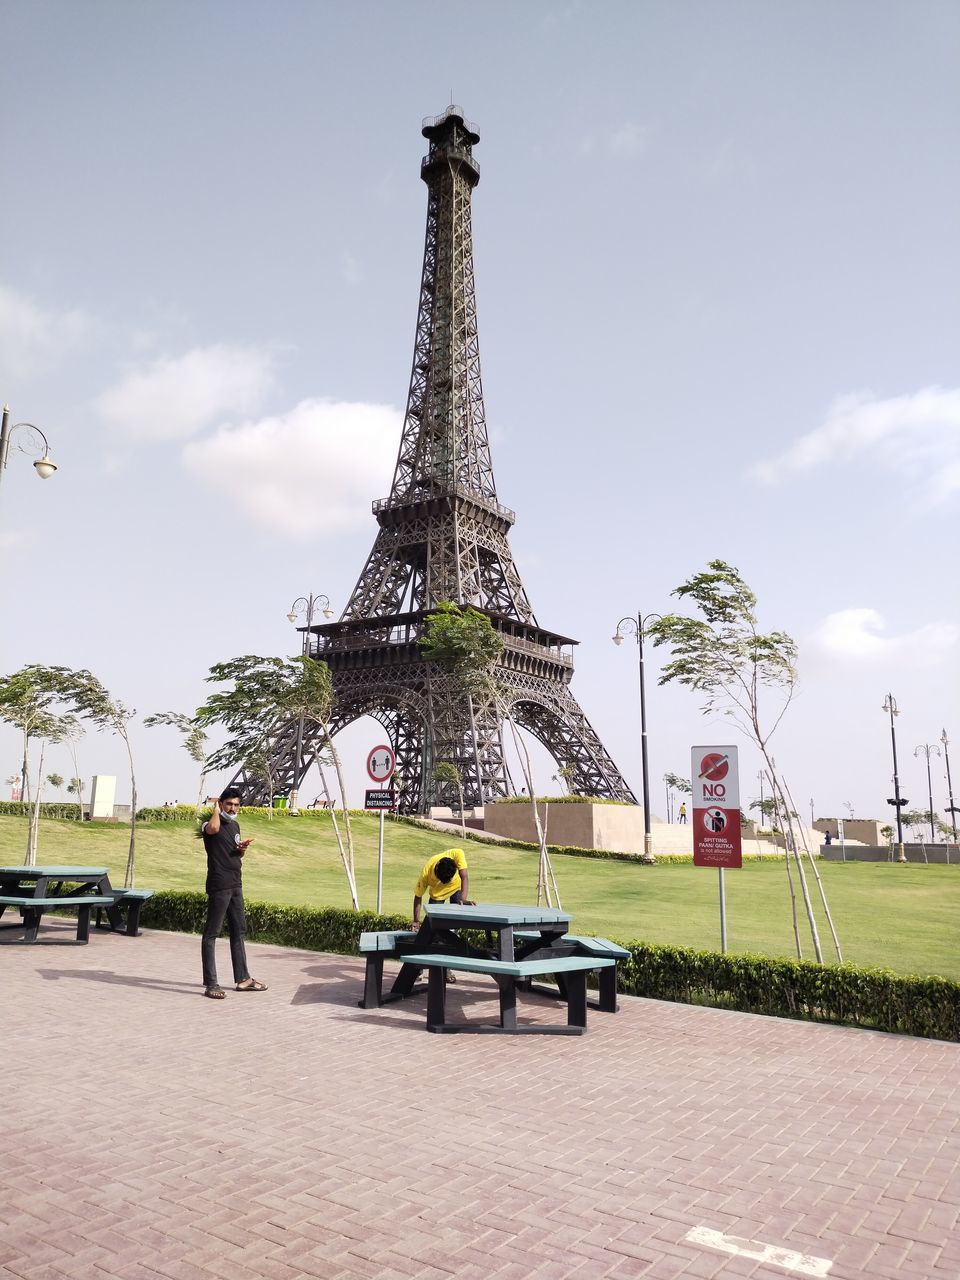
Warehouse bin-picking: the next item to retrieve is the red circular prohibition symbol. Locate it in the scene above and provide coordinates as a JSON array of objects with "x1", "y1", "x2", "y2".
[{"x1": 699, "y1": 752, "x2": 730, "y2": 782}]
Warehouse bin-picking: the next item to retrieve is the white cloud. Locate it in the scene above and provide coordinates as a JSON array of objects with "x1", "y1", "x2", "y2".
[
  {"x1": 808, "y1": 608, "x2": 959, "y2": 667},
  {"x1": 0, "y1": 530, "x2": 26, "y2": 554},
  {"x1": 180, "y1": 398, "x2": 402, "y2": 538},
  {"x1": 748, "y1": 387, "x2": 960, "y2": 503},
  {"x1": 608, "y1": 122, "x2": 649, "y2": 157},
  {"x1": 0, "y1": 283, "x2": 93, "y2": 380},
  {"x1": 94, "y1": 344, "x2": 276, "y2": 441}
]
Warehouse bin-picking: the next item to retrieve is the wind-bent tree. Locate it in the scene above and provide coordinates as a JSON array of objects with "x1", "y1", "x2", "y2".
[
  {"x1": 37, "y1": 668, "x2": 141, "y2": 886},
  {"x1": 143, "y1": 712, "x2": 209, "y2": 811},
  {"x1": 434, "y1": 761, "x2": 466, "y2": 838},
  {"x1": 24, "y1": 715, "x2": 77, "y2": 864},
  {"x1": 67, "y1": 776, "x2": 85, "y2": 815},
  {"x1": 196, "y1": 654, "x2": 358, "y2": 907},
  {"x1": 46, "y1": 773, "x2": 65, "y2": 793},
  {"x1": 645, "y1": 560, "x2": 840, "y2": 963},
  {"x1": 0, "y1": 666, "x2": 87, "y2": 861},
  {"x1": 61, "y1": 720, "x2": 86, "y2": 820},
  {"x1": 0, "y1": 666, "x2": 66, "y2": 807},
  {"x1": 420, "y1": 602, "x2": 562, "y2": 907}
]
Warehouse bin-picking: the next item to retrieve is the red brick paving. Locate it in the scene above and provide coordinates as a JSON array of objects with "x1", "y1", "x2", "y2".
[{"x1": 2, "y1": 921, "x2": 959, "y2": 1279}]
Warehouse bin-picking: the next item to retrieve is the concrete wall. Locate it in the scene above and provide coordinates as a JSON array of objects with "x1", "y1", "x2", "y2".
[
  {"x1": 815, "y1": 818, "x2": 886, "y2": 844},
  {"x1": 484, "y1": 801, "x2": 647, "y2": 852},
  {"x1": 89, "y1": 775, "x2": 117, "y2": 819},
  {"x1": 821, "y1": 844, "x2": 959, "y2": 864}
]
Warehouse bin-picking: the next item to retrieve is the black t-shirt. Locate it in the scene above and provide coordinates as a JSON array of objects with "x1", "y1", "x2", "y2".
[{"x1": 202, "y1": 817, "x2": 244, "y2": 892}]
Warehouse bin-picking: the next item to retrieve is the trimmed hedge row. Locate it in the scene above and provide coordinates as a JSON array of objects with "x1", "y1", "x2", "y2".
[
  {"x1": 0, "y1": 800, "x2": 82, "y2": 819},
  {"x1": 139, "y1": 891, "x2": 960, "y2": 1042},
  {"x1": 490, "y1": 795, "x2": 630, "y2": 806}
]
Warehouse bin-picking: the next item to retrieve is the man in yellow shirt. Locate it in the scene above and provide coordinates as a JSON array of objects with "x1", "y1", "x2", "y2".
[{"x1": 411, "y1": 849, "x2": 475, "y2": 928}]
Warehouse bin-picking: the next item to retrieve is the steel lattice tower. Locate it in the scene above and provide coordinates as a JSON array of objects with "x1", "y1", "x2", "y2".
[{"x1": 236, "y1": 106, "x2": 635, "y2": 814}]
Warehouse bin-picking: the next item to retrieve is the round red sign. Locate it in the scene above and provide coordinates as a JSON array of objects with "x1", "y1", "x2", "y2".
[
  {"x1": 366, "y1": 744, "x2": 396, "y2": 783},
  {"x1": 698, "y1": 752, "x2": 729, "y2": 782}
]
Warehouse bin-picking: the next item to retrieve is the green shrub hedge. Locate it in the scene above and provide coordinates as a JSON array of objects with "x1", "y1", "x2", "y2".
[
  {"x1": 139, "y1": 890, "x2": 959, "y2": 1041},
  {"x1": 489, "y1": 795, "x2": 630, "y2": 805},
  {"x1": 0, "y1": 800, "x2": 82, "y2": 820}
]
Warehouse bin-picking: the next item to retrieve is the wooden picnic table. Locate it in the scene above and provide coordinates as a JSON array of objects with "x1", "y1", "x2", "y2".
[
  {"x1": 385, "y1": 901, "x2": 577, "y2": 1004},
  {"x1": 0, "y1": 866, "x2": 155, "y2": 942},
  {"x1": 422, "y1": 901, "x2": 572, "y2": 961}
]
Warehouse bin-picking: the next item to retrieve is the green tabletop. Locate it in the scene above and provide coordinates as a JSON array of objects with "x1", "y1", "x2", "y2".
[
  {"x1": 424, "y1": 902, "x2": 571, "y2": 928},
  {"x1": 0, "y1": 866, "x2": 110, "y2": 877}
]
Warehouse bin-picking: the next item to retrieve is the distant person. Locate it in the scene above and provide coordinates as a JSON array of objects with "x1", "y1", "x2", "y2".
[
  {"x1": 200, "y1": 789, "x2": 267, "y2": 1000},
  {"x1": 678, "y1": 802, "x2": 687, "y2": 824},
  {"x1": 411, "y1": 849, "x2": 475, "y2": 930},
  {"x1": 824, "y1": 830, "x2": 833, "y2": 845}
]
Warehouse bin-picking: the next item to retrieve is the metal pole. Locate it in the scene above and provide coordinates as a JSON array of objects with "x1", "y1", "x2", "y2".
[
  {"x1": 888, "y1": 694, "x2": 905, "y2": 860},
  {"x1": 943, "y1": 729, "x2": 957, "y2": 843},
  {"x1": 377, "y1": 808, "x2": 385, "y2": 912},
  {"x1": 637, "y1": 614, "x2": 653, "y2": 861},
  {"x1": 718, "y1": 867, "x2": 727, "y2": 953},
  {"x1": 926, "y1": 752, "x2": 935, "y2": 843},
  {"x1": 289, "y1": 595, "x2": 314, "y2": 815},
  {"x1": 0, "y1": 406, "x2": 10, "y2": 504}
]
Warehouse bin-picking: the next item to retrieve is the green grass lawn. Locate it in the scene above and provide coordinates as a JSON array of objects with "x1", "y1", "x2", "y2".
[{"x1": 2, "y1": 812, "x2": 958, "y2": 980}]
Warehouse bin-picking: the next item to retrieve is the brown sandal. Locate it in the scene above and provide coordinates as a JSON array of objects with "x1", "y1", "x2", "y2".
[
  {"x1": 204, "y1": 986, "x2": 226, "y2": 1000},
  {"x1": 236, "y1": 978, "x2": 268, "y2": 991}
]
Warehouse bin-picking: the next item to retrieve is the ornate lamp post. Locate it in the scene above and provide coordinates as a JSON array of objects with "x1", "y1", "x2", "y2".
[
  {"x1": 0, "y1": 405, "x2": 58, "y2": 510},
  {"x1": 285, "y1": 593, "x2": 334, "y2": 812},
  {"x1": 913, "y1": 743, "x2": 941, "y2": 843},
  {"x1": 882, "y1": 694, "x2": 907, "y2": 862},
  {"x1": 942, "y1": 728, "x2": 958, "y2": 843},
  {"x1": 613, "y1": 612, "x2": 661, "y2": 862}
]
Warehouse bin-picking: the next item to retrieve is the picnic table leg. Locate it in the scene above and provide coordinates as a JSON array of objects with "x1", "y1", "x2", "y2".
[
  {"x1": 426, "y1": 966, "x2": 446, "y2": 1030},
  {"x1": 360, "y1": 955, "x2": 385, "y2": 1009},
  {"x1": 22, "y1": 908, "x2": 42, "y2": 944},
  {"x1": 566, "y1": 971, "x2": 588, "y2": 1029},
  {"x1": 598, "y1": 965, "x2": 618, "y2": 1013},
  {"x1": 497, "y1": 976, "x2": 518, "y2": 1031},
  {"x1": 76, "y1": 904, "x2": 94, "y2": 943}
]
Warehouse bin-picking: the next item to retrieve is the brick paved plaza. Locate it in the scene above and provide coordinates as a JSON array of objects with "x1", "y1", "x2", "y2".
[{"x1": 2, "y1": 923, "x2": 958, "y2": 1280}]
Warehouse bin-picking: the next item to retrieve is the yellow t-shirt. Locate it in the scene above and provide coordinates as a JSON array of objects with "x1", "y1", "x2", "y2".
[{"x1": 415, "y1": 849, "x2": 467, "y2": 901}]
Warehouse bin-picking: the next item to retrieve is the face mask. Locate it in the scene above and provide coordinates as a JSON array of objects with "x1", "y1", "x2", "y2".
[{"x1": 220, "y1": 808, "x2": 238, "y2": 821}]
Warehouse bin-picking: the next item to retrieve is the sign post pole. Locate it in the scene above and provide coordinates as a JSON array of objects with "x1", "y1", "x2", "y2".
[
  {"x1": 377, "y1": 808, "x2": 385, "y2": 913},
  {"x1": 365, "y1": 744, "x2": 396, "y2": 915},
  {"x1": 718, "y1": 867, "x2": 727, "y2": 952}
]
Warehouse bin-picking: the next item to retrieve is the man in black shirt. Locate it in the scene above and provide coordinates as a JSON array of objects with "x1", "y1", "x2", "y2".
[{"x1": 201, "y1": 788, "x2": 267, "y2": 999}]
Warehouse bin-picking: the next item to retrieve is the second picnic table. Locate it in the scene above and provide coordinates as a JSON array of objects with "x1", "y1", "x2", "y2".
[
  {"x1": 361, "y1": 901, "x2": 629, "y2": 1033},
  {"x1": 0, "y1": 866, "x2": 154, "y2": 943}
]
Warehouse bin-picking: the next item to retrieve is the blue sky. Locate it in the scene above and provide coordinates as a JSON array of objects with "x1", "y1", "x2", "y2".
[{"x1": 2, "y1": 0, "x2": 958, "y2": 824}]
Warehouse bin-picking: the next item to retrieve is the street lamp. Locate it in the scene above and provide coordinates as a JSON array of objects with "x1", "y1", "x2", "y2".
[
  {"x1": 0, "y1": 405, "x2": 58, "y2": 509},
  {"x1": 882, "y1": 693, "x2": 907, "y2": 862},
  {"x1": 613, "y1": 612, "x2": 661, "y2": 863},
  {"x1": 286, "y1": 593, "x2": 335, "y2": 812},
  {"x1": 914, "y1": 743, "x2": 941, "y2": 844},
  {"x1": 286, "y1": 593, "x2": 334, "y2": 652},
  {"x1": 942, "y1": 728, "x2": 958, "y2": 843}
]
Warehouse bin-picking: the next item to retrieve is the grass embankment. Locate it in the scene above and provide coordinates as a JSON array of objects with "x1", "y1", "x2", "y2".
[{"x1": 1, "y1": 812, "x2": 957, "y2": 980}]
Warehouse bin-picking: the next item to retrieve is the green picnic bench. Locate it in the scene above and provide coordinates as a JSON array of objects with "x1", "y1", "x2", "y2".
[
  {"x1": 358, "y1": 930, "x2": 420, "y2": 1008},
  {"x1": 514, "y1": 931, "x2": 630, "y2": 1012},
  {"x1": 400, "y1": 951, "x2": 617, "y2": 1034},
  {"x1": 95, "y1": 887, "x2": 156, "y2": 937},
  {"x1": 0, "y1": 895, "x2": 114, "y2": 944}
]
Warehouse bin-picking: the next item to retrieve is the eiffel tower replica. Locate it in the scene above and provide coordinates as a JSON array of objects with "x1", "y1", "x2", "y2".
[{"x1": 238, "y1": 106, "x2": 636, "y2": 815}]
